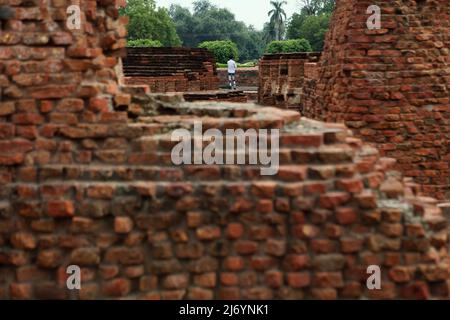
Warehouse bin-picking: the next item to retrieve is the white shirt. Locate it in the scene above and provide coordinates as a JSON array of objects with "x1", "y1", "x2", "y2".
[{"x1": 227, "y1": 59, "x2": 237, "y2": 73}]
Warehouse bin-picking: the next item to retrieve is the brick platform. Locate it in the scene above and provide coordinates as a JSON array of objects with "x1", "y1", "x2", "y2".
[
  {"x1": 303, "y1": 0, "x2": 450, "y2": 200},
  {"x1": 0, "y1": 0, "x2": 449, "y2": 300},
  {"x1": 183, "y1": 90, "x2": 248, "y2": 103},
  {"x1": 122, "y1": 47, "x2": 219, "y2": 93},
  {"x1": 258, "y1": 53, "x2": 321, "y2": 110}
]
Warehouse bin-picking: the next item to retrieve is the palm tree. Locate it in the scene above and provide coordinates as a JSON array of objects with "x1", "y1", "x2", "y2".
[
  {"x1": 299, "y1": 0, "x2": 320, "y2": 16},
  {"x1": 268, "y1": 1, "x2": 287, "y2": 41}
]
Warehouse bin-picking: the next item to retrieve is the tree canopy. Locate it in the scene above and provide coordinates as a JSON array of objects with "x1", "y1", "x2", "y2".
[
  {"x1": 287, "y1": 0, "x2": 335, "y2": 51},
  {"x1": 199, "y1": 40, "x2": 239, "y2": 64},
  {"x1": 120, "y1": 0, "x2": 181, "y2": 46},
  {"x1": 169, "y1": 0, "x2": 266, "y2": 62},
  {"x1": 120, "y1": 0, "x2": 336, "y2": 59}
]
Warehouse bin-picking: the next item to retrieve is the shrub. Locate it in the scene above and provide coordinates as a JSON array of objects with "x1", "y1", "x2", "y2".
[
  {"x1": 265, "y1": 39, "x2": 312, "y2": 54},
  {"x1": 198, "y1": 40, "x2": 239, "y2": 64},
  {"x1": 127, "y1": 39, "x2": 163, "y2": 47}
]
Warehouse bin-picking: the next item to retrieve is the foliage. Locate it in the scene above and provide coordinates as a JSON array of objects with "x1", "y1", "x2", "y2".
[
  {"x1": 120, "y1": 0, "x2": 181, "y2": 46},
  {"x1": 267, "y1": 1, "x2": 287, "y2": 41},
  {"x1": 265, "y1": 39, "x2": 312, "y2": 54},
  {"x1": 169, "y1": 0, "x2": 265, "y2": 62},
  {"x1": 127, "y1": 39, "x2": 163, "y2": 47},
  {"x1": 198, "y1": 40, "x2": 239, "y2": 64},
  {"x1": 287, "y1": 13, "x2": 331, "y2": 51},
  {"x1": 298, "y1": 0, "x2": 335, "y2": 15},
  {"x1": 286, "y1": 0, "x2": 335, "y2": 51}
]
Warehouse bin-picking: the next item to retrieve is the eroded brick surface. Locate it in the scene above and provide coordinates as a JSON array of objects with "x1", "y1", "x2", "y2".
[
  {"x1": 0, "y1": 0, "x2": 449, "y2": 300},
  {"x1": 258, "y1": 53, "x2": 321, "y2": 110},
  {"x1": 303, "y1": 0, "x2": 450, "y2": 200}
]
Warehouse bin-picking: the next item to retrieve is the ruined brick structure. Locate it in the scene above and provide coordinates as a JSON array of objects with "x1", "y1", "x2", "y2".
[
  {"x1": 217, "y1": 67, "x2": 259, "y2": 88},
  {"x1": 303, "y1": 0, "x2": 450, "y2": 200},
  {"x1": 258, "y1": 53, "x2": 321, "y2": 110},
  {"x1": 122, "y1": 47, "x2": 219, "y2": 93},
  {"x1": 0, "y1": 0, "x2": 449, "y2": 300}
]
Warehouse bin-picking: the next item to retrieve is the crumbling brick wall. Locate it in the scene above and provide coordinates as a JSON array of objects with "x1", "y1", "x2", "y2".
[
  {"x1": 258, "y1": 53, "x2": 321, "y2": 110},
  {"x1": 122, "y1": 47, "x2": 219, "y2": 93},
  {"x1": 0, "y1": 0, "x2": 449, "y2": 300},
  {"x1": 303, "y1": 0, "x2": 450, "y2": 200}
]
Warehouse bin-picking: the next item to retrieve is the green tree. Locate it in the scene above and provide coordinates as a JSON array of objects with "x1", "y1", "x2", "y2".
[
  {"x1": 298, "y1": 0, "x2": 335, "y2": 15},
  {"x1": 286, "y1": 0, "x2": 335, "y2": 51},
  {"x1": 169, "y1": 4, "x2": 197, "y2": 47},
  {"x1": 199, "y1": 40, "x2": 239, "y2": 64},
  {"x1": 169, "y1": 0, "x2": 265, "y2": 62},
  {"x1": 267, "y1": 1, "x2": 287, "y2": 41},
  {"x1": 300, "y1": 14, "x2": 331, "y2": 51},
  {"x1": 286, "y1": 13, "x2": 307, "y2": 40},
  {"x1": 120, "y1": 0, "x2": 181, "y2": 46}
]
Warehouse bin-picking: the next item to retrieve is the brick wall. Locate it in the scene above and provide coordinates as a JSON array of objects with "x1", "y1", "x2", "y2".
[
  {"x1": 0, "y1": 0, "x2": 449, "y2": 300},
  {"x1": 217, "y1": 67, "x2": 259, "y2": 88},
  {"x1": 303, "y1": 0, "x2": 450, "y2": 200},
  {"x1": 122, "y1": 47, "x2": 219, "y2": 93},
  {"x1": 258, "y1": 53, "x2": 321, "y2": 111}
]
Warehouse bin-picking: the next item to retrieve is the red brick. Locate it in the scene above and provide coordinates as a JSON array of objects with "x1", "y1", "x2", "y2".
[
  {"x1": 251, "y1": 181, "x2": 277, "y2": 198},
  {"x1": 10, "y1": 283, "x2": 33, "y2": 299},
  {"x1": 30, "y1": 85, "x2": 75, "y2": 99},
  {"x1": 196, "y1": 226, "x2": 221, "y2": 241},
  {"x1": 311, "y1": 288, "x2": 337, "y2": 300},
  {"x1": 226, "y1": 223, "x2": 244, "y2": 239},
  {"x1": 70, "y1": 248, "x2": 100, "y2": 266},
  {"x1": 37, "y1": 249, "x2": 63, "y2": 268},
  {"x1": 114, "y1": 216, "x2": 134, "y2": 234},
  {"x1": 10, "y1": 232, "x2": 36, "y2": 250},
  {"x1": 265, "y1": 239, "x2": 286, "y2": 256},
  {"x1": 265, "y1": 270, "x2": 283, "y2": 288},
  {"x1": 0, "y1": 101, "x2": 15, "y2": 116},
  {"x1": 336, "y1": 207, "x2": 358, "y2": 224},
  {"x1": 287, "y1": 272, "x2": 311, "y2": 288},
  {"x1": 102, "y1": 278, "x2": 131, "y2": 297},
  {"x1": 46, "y1": 201, "x2": 74, "y2": 217},
  {"x1": 234, "y1": 240, "x2": 258, "y2": 255},
  {"x1": 87, "y1": 185, "x2": 115, "y2": 199},
  {"x1": 222, "y1": 256, "x2": 244, "y2": 271},
  {"x1": 194, "y1": 272, "x2": 216, "y2": 288},
  {"x1": 220, "y1": 273, "x2": 238, "y2": 286},
  {"x1": 187, "y1": 287, "x2": 213, "y2": 300},
  {"x1": 162, "y1": 274, "x2": 188, "y2": 289},
  {"x1": 100, "y1": 265, "x2": 120, "y2": 280}
]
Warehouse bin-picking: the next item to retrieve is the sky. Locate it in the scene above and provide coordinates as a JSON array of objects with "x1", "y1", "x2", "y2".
[{"x1": 155, "y1": 0, "x2": 301, "y2": 30}]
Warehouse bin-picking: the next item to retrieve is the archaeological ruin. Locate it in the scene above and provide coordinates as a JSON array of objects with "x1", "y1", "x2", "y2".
[
  {"x1": 303, "y1": 0, "x2": 450, "y2": 201},
  {"x1": 258, "y1": 52, "x2": 321, "y2": 111},
  {"x1": 0, "y1": 0, "x2": 449, "y2": 300},
  {"x1": 122, "y1": 47, "x2": 219, "y2": 93}
]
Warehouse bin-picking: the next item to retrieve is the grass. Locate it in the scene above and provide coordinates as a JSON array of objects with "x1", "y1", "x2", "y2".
[{"x1": 216, "y1": 61, "x2": 257, "y2": 68}]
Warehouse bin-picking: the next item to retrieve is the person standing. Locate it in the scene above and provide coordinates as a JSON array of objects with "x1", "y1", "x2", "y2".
[{"x1": 227, "y1": 57, "x2": 237, "y2": 90}]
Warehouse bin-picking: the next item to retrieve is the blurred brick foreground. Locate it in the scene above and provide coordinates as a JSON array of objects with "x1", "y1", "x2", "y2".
[{"x1": 0, "y1": 0, "x2": 449, "y2": 300}]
